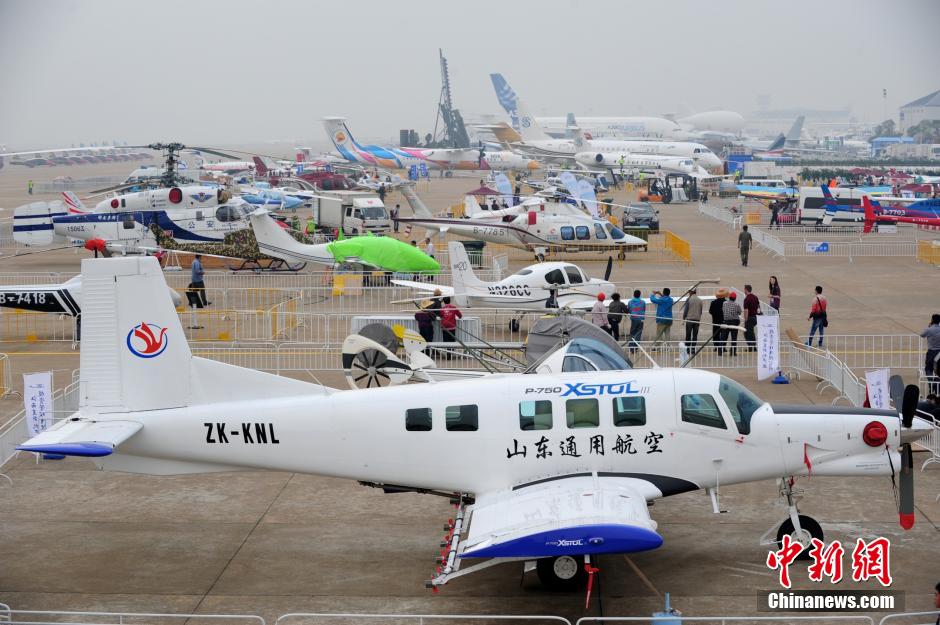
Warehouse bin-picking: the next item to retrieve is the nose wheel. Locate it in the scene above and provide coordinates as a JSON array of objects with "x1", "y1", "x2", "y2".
[{"x1": 776, "y1": 515, "x2": 823, "y2": 561}]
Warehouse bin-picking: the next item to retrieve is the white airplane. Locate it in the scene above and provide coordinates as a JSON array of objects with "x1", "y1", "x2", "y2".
[
  {"x1": 393, "y1": 241, "x2": 613, "y2": 310},
  {"x1": 199, "y1": 160, "x2": 255, "y2": 174},
  {"x1": 500, "y1": 102, "x2": 722, "y2": 174},
  {"x1": 0, "y1": 275, "x2": 182, "y2": 318},
  {"x1": 13, "y1": 186, "x2": 251, "y2": 252},
  {"x1": 17, "y1": 256, "x2": 931, "y2": 591},
  {"x1": 397, "y1": 187, "x2": 646, "y2": 261}
]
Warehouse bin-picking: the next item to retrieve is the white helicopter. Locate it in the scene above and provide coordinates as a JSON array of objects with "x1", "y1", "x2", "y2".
[
  {"x1": 393, "y1": 241, "x2": 614, "y2": 310},
  {"x1": 18, "y1": 256, "x2": 932, "y2": 592},
  {"x1": 397, "y1": 187, "x2": 646, "y2": 261},
  {"x1": 13, "y1": 186, "x2": 252, "y2": 253}
]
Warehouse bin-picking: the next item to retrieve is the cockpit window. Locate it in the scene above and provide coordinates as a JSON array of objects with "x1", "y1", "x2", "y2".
[
  {"x1": 594, "y1": 222, "x2": 608, "y2": 239},
  {"x1": 718, "y1": 376, "x2": 763, "y2": 435},
  {"x1": 565, "y1": 266, "x2": 583, "y2": 284},
  {"x1": 609, "y1": 225, "x2": 627, "y2": 240}
]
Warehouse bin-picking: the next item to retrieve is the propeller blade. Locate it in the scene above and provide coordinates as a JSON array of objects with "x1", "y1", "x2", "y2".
[
  {"x1": 898, "y1": 444, "x2": 915, "y2": 529},
  {"x1": 888, "y1": 375, "x2": 904, "y2": 412},
  {"x1": 604, "y1": 256, "x2": 613, "y2": 281},
  {"x1": 901, "y1": 384, "x2": 919, "y2": 428}
]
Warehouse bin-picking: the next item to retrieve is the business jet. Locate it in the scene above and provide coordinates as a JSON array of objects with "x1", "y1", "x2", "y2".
[
  {"x1": 397, "y1": 187, "x2": 646, "y2": 261},
  {"x1": 17, "y1": 255, "x2": 932, "y2": 592},
  {"x1": 324, "y1": 117, "x2": 538, "y2": 173}
]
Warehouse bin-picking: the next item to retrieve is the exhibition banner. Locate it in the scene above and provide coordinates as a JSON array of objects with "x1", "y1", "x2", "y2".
[
  {"x1": 756, "y1": 315, "x2": 779, "y2": 380},
  {"x1": 23, "y1": 371, "x2": 53, "y2": 437}
]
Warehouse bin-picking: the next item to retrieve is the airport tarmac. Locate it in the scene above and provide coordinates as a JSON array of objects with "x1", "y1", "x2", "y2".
[{"x1": 0, "y1": 161, "x2": 938, "y2": 618}]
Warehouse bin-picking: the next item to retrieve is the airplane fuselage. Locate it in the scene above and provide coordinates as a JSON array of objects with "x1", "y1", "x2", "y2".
[{"x1": 95, "y1": 368, "x2": 901, "y2": 501}]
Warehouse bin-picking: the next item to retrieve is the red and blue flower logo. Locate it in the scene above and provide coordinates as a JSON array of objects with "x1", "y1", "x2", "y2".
[{"x1": 126, "y1": 322, "x2": 169, "y2": 358}]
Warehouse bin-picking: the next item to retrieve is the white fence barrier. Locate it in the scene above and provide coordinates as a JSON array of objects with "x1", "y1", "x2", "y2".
[{"x1": 2, "y1": 610, "x2": 265, "y2": 625}]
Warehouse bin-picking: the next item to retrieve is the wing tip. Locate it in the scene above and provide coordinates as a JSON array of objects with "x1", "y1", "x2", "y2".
[{"x1": 17, "y1": 442, "x2": 113, "y2": 457}]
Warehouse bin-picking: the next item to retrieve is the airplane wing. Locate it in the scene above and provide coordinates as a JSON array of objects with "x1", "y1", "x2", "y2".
[
  {"x1": 457, "y1": 474, "x2": 663, "y2": 559},
  {"x1": 17, "y1": 419, "x2": 143, "y2": 457},
  {"x1": 389, "y1": 279, "x2": 454, "y2": 296}
]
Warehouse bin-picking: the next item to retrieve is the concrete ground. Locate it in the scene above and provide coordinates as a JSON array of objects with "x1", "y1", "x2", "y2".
[{"x1": 1, "y1": 159, "x2": 938, "y2": 619}]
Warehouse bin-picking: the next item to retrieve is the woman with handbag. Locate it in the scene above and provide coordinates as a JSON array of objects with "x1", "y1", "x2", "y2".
[{"x1": 806, "y1": 285, "x2": 828, "y2": 347}]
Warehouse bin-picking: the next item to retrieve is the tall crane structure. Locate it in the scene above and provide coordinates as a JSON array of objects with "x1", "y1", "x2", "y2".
[{"x1": 429, "y1": 49, "x2": 471, "y2": 149}]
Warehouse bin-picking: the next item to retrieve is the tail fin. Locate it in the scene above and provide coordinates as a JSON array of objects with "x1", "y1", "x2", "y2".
[
  {"x1": 820, "y1": 185, "x2": 838, "y2": 225},
  {"x1": 785, "y1": 116, "x2": 805, "y2": 146},
  {"x1": 489, "y1": 122, "x2": 522, "y2": 145},
  {"x1": 13, "y1": 201, "x2": 68, "y2": 246},
  {"x1": 400, "y1": 185, "x2": 435, "y2": 219},
  {"x1": 322, "y1": 117, "x2": 360, "y2": 162},
  {"x1": 862, "y1": 196, "x2": 877, "y2": 234},
  {"x1": 252, "y1": 156, "x2": 268, "y2": 176},
  {"x1": 62, "y1": 191, "x2": 87, "y2": 214},
  {"x1": 465, "y1": 194, "x2": 485, "y2": 217},
  {"x1": 765, "y1": 133, "x2": 786, "y2": 152},
  {"x1": 490, "y1": 73, "x2": 520, "y2": 130},
  {"x1": 516, "y1": 100, "x2": 551, "y2": 142},
  {"x1": 448, "y1": 240, "x2": 483, "y2": 305}
]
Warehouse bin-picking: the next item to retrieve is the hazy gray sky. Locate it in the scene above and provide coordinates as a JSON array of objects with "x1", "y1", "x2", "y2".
[{"x1": 2, "y1": 0, "x2": 938, "y2": 149}]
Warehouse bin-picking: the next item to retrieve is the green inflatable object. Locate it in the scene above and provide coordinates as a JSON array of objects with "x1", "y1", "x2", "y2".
[{"x1": 327, "y1": 235, "x2": 440, "y2": 274}]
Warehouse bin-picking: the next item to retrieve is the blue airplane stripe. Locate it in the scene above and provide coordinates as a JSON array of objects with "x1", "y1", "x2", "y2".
[
  {"x1": 462, "y1": 523, "x2": 663, "y2": 558},
  {"x1": 13, "y1": 223, "x2": 54, "y2": 231}
]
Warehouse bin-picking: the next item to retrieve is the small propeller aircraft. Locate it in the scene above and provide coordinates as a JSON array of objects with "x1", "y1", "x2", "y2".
[
  {"x1": 392, "y1": 241, "x2": 613, "y2": 310},
  {"x1": 249, "y1": 209, "x2": 440, "y2": 274},
  {"x1": 397, "y1": 187, "x2": 646, "y2": 261},
  {"x1": 17, "y1": 256, "x2": 933, "y2": 592}
]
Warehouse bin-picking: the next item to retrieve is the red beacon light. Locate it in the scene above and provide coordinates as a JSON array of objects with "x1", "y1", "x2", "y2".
[
  {"x1": 862, "y1": 421, "x2": 888, "y2": 447},
  {"x1": 110, "y1": 198, "x2": 119, "y2": 209},
  {"x1": 168, "y1": 187, "x2": 183, "y2": 204}
]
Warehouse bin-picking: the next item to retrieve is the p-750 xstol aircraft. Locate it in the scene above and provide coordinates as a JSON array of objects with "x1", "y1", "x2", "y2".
[{"x1": 17, "y1": 256, "x2": 931, "y2": 592}]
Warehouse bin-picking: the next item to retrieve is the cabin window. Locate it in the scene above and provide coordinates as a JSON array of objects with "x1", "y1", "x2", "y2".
[
  {"x1": 594, "y1": 223, "x2": 608, "y2": 239},
  {"x1": 613, "y1": 397, "x2": 646, "y2": 426},
  {"x1": 122, "y1": 217, "x2": 135, "y2": 230},
  {"x1": 405, "y1": 407, "x2": 432, "y2": 432},
  {"x1": 519, "y1": 400, "x2": 552, "y2": 431},
  {"x1": 566, "y1": 398, "x2": 599, "y2": 428},
  {"x1": 681, "y1": 394, "x2": 727, "y2": 429},
  {"x1": 544, "y1": 269, "x2": 565, "y2": 285},
  {"x1": 560, "y1": 226, "x2": 574, "y2": 241},
  {"x1": 446, "y1": 404, "x2": 478, "y2": 431},
  {"x1": 575, "y1": 225, "x2": 590, "y2": 240},
  {"x1": 565, "y1": 266, "x2": 583, "y2": 284}
]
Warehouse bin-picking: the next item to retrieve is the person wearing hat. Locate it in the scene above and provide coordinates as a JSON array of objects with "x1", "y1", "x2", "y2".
[
  {"x1": 591, "y1": 293, "x2": 611, "y2": 334},
  {"x1": 722, "y1": 291, "x2": 743, "y2": 356},
  {"x1": 710, "y1": 288, "x2": 728, "y2": 354}
]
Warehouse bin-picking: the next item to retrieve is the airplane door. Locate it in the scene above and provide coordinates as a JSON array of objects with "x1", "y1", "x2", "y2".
[{"x1": 118, "y1": 212, "x2": 142, "y2": 240}]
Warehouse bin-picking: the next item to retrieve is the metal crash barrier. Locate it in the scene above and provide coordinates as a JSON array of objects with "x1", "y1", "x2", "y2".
[
  {"x1": 0, "y1": 611, "x2": 266, "y2": 625},
  {"x1": 276, "y1": 614, "x2": 572, "y2": 625}
]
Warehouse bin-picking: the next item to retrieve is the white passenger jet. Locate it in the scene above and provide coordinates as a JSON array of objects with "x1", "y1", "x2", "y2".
[{"x1": 17, "y1": 256, "x2": 930, "y2": 591}]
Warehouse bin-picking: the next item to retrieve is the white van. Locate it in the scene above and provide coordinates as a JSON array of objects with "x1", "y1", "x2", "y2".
[{"x1": 797, "y1": 186, "x2": 865, "y2": 224}]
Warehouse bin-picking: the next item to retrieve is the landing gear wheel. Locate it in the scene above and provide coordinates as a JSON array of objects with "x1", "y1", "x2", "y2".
[
  {"x1": 444, "y1": 171, "x2": 454, "y2": 178},
  {"x1": 536, "y1": 555, "x2": 587, "y2": 591},
  {"x1": 617, "y1": 250, "x2": 626, "y2": 261},
  {"x1": 776, "y1": 515, "x2": 823, "y2": 561},
  {"x1": 509, "y1": 318, "x2": 520, "y2": 333},
  {"x1": 535, "y1": 253, "x2": 545, "y2": 263}
]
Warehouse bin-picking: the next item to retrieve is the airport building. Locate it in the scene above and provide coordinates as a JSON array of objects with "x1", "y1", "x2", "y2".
[{"x1": 899, "y1": 88, "x2": 940, "y2": 133}]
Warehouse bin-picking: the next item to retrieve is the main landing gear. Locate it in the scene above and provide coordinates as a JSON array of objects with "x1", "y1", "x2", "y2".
[{"x1": 536, "y1": 555, "x2": 588, "y2": 591}]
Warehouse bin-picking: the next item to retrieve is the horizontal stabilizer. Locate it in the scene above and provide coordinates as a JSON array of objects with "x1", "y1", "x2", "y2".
[{"x1": 17, "y1": 419, "x2": 143, "y2": 458}]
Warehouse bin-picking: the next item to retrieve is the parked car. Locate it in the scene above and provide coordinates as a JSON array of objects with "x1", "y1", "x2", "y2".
[{"x1": 619, "y1": 202, "x2": 660, "y2": 231}]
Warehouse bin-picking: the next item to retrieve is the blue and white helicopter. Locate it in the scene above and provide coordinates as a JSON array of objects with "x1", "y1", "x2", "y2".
[{"x1": 13, "y1": 186, "x2": 252, "y2": 254}]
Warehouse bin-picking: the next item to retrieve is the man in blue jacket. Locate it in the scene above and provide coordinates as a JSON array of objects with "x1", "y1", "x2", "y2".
[{"x1": 650, "y1": 287, "x2": 674, "y2": 346}]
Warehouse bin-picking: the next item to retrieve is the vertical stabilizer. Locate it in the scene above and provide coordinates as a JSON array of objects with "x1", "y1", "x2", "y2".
[
  {"x1": 489, "y1": 73, "x2": 520, "y2": 130},
  {"x1": 79, "y1": 257, "x2": 190, "y2": 412},
  {"x1": 785, "y1": 116, "x2": 805, "y2": 146},
  {"x1": 448, "y1": 241, "x2": 483, "y2": 306},
  {"x1": 516, "y1": 100, "x2": 551, "y2": 142}
]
